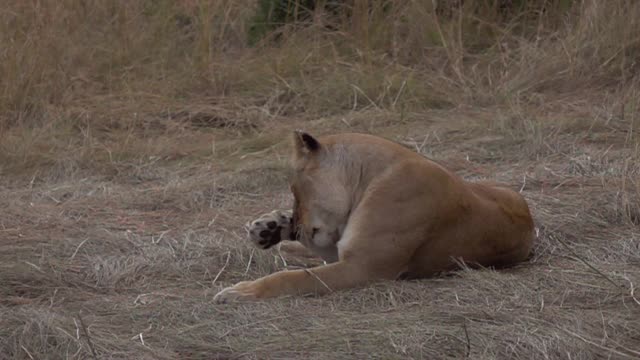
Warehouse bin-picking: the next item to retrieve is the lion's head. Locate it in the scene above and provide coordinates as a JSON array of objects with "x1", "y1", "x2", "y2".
[{"x1": 289, "y1": 131, "x2": 352, "y2": 249}]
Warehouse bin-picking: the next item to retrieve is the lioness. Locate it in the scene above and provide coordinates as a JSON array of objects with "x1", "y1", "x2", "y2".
[{"x1": 214, "y1": 131, "x2": 535, "y2": 303}]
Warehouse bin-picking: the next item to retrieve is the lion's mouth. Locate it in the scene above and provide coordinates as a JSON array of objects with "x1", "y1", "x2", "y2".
[
  {"x1": 291, "y1": 213, "x2": 341, "y2": 245},
  {"x1": 290, "y1": 212, "x2": 301, "y2": 241},
  {"x1": 330, "y1": 229, "x2": 341, "y2": 244}
]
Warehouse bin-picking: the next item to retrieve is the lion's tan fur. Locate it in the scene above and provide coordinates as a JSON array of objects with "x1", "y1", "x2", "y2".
[{"x1": 214, "y1": 131, "x2": 535, "y2": 302}]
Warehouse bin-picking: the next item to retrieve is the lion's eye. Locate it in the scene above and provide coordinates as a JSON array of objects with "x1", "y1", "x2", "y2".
[{"x1": 311, "y1": 228, "x2": 319, "y2": 238}]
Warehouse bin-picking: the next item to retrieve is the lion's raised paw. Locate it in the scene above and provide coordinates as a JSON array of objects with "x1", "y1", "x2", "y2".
[{"x1": 247, "y1": 210, "x2": 293, "y2": 249}]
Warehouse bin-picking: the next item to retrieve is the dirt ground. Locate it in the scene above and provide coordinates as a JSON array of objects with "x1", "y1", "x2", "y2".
[{"x1": 1, "y1": 106, "x2": 639, "y2": 359}]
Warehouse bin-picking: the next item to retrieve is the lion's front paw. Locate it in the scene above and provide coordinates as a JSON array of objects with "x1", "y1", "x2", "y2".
[
  {"x1": 247, "y1": 210, "x2": 293, "y2": 249},
  {"x1": 213, "y1": 281, "x2": 264, "y2": 304}
]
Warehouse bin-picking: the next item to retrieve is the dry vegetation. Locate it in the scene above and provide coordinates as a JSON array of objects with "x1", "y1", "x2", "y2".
[{"x1": 1, "y1": 0, "x2": 640, "y2": 358}]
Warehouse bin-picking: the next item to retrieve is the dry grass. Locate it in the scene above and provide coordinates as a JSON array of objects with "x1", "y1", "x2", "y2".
[{"x1": 2, "y1": 0, "x2": 640, "y2": 359}]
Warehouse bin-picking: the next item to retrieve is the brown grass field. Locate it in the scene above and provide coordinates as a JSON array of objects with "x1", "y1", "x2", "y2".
[{"x1": 1, "y1": 1, "x2": 639, "y2": 359}]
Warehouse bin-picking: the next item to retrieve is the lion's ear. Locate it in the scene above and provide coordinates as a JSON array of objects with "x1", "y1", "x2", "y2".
[{"x1": 292, "y1": 130, "x2": 321, "y2": 157}]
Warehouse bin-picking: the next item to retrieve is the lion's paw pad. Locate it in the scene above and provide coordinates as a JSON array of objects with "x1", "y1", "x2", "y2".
[{"x1": 247, "y1": 210, "x2": 293, "y2": 249}]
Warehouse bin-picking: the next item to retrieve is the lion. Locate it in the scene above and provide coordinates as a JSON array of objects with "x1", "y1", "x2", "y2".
[{"x1": 213, "y1": 131, "x2": 535, "y2": 303}]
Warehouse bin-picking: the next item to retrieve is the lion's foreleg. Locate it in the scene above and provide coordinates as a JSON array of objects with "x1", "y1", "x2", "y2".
[{"x1": 213, "y1": 260, "x2": 396, "y2": 303}]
